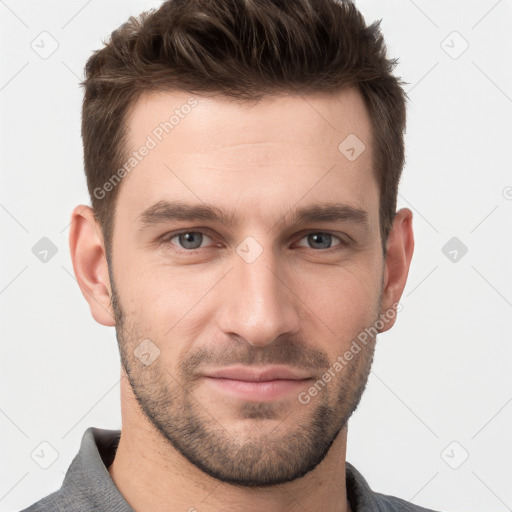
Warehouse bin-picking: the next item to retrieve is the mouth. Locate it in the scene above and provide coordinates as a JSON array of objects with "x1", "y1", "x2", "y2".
[{"x1": 202, "y1": 366, "x2": 313, "y2": 402}]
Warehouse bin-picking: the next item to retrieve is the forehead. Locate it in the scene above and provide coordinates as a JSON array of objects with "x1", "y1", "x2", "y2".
[
  {"x1": 125, "y1": 87, "x2": 373, "y2": 155},
  {"x1": 116, "y1": 88, "x2": 377, "y2": 228}
]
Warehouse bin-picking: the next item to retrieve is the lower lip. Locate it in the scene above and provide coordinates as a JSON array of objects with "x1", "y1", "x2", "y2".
[{"x1": 203, "y1": 377, "x2": 311, "y2": 401}]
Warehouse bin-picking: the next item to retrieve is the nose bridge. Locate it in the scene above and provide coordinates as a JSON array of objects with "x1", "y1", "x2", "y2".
[{"x1": 218, "y1": 238, "x2": 299, "y2": 346}]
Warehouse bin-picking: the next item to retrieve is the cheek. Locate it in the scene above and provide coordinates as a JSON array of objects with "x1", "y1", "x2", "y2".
[
  {"x1": 299, "y1": 265, "x2": 381, "y2": 340},
  {"x1": 113, "y1": 243, "x2": 194, "y2": 310},
  {"x1": 120, "y1": 263, "x2": 222, "y2": 348}
]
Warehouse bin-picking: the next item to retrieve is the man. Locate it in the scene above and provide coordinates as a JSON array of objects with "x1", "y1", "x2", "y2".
[{"x1": 21, "y1": 0, "x2": 440, "y2": 510}]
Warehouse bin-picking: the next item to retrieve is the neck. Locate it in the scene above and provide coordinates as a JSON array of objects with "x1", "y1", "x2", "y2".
[{"x1": 108, "y1": 374, "x2": 352, "y2": 512}]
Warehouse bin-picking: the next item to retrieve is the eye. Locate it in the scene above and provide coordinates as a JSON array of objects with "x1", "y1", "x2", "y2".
[
  {"x1": 162, "y1": 231, "x2": 214, "y2": 251},
  {"x1": 159, "y1": 229, "x2": 350, "y2": 254},
  {"x1": 295, "y1": 232, "x2": 344, "y2": 250}
]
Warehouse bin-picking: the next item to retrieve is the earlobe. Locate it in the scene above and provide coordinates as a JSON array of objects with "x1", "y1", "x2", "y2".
[
  {"x1": 379, "y1": 208, "x2": 414, "y2": 333},
  {"x1": 68, "y1": 205, "x2": 116, "y2": 327}
]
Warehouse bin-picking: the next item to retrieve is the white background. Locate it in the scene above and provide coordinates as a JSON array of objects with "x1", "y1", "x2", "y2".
[{"x1": 1, "y1": 1, "x2": 511, "y2": 511}]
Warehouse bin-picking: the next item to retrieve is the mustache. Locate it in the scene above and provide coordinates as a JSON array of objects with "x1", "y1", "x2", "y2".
[{"x1": 179, "y1": 336, "x2": 331, "y2": 378}]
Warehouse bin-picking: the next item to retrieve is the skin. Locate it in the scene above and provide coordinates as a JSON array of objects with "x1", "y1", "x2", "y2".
[{"x1": 69, "y1": 87, "x2": 414, "y2": 512}]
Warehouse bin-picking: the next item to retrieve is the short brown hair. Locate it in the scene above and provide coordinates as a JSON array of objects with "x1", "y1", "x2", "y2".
[{"x1": 81, "y1": 0, "x2": 407, "y2": 258}]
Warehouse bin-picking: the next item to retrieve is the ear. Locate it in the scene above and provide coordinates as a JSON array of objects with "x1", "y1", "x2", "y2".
[
  {"x1": 378, "y1": 207, "x2": 414, "y2": 333},
  {"x1": 68, "y1": 205, "x2": 116, "y2": 326}
]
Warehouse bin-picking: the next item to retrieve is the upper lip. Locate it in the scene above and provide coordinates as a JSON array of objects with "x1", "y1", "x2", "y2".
[{"x1": 203, "y1": 365, "x2": 312, "y2": 382}]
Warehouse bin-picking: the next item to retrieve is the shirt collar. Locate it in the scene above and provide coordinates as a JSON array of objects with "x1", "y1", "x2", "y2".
[
  {"x1": 61, "y1": 427, "x2": 133, "y2": 511},
  {"x1": 62, "y1": 426, "x2": 381, "y2": 512}
]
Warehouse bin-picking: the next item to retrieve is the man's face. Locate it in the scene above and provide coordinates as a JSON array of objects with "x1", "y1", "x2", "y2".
[{"x1": 109, "y1": 88, "x2": 385, "y2": 486}]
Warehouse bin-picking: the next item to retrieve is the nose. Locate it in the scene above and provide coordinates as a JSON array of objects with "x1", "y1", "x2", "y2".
[{"x1": 217, "y1": 245, "x2": 300, "y2": 347}]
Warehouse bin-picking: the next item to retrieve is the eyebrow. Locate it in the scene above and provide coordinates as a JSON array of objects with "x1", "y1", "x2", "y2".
[{"x1": 137, "y1": 200, "x2": 369, "y2": 231}]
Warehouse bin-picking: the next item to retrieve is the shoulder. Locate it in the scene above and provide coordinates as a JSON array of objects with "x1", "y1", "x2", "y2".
[
  {"x1": 372, "y1": 490, "x2": 443, "y2": 512},
  {"x1": 18, "y1": 427, "x2": 125, "y2": 512},
  {"x1": 18, "y1": 489, "x2": 71, "y2": 512},
  {"x1": 346, "y1": 461, "x2": 443, "y2": 512}
]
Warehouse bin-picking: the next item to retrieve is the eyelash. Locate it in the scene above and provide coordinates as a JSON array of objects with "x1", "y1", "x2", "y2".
[{"x1": 158, "y1": 229, "x2": 352, "y2": 255}]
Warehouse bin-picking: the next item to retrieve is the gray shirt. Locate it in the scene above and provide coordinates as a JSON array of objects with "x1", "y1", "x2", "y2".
[{"x1": 20, "y1": 427, "x2": 441, "y2": 512}]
